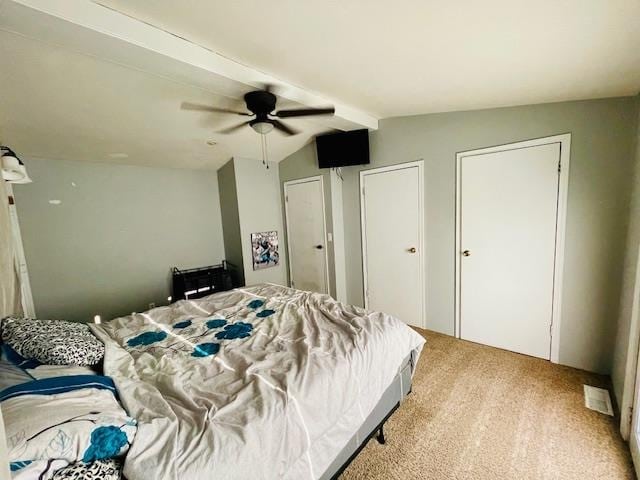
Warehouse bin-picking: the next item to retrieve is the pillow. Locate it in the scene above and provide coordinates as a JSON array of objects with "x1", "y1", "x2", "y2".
[
  {"x1": 1, "y1": 343, "x2": 99, "y2": 380},
  {"x1": 12, "y1": 459, "x2": 123, "y2": 480},
  {"x1": 2, "y1": 375, "x2": 136, "y2": 479},
  {"x1": 51, "y1": 458, "x2": 122, "y2": 480},
  {"x1": 1, "y1": 317, "x2": 104, "y2": 366},
  {"x1": 0, "y1": 343, "x2": 41, "y2": 369}
]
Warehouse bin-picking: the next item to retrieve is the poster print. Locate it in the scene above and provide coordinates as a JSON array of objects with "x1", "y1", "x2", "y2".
[{"x1": 251, "y1": 231, "x2": 279, "y2": 270}]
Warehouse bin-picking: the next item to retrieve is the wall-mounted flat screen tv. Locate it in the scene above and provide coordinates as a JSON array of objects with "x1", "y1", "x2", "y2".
[{"x1": 316, "y1": 129, "x2": 370, "y2": 169}]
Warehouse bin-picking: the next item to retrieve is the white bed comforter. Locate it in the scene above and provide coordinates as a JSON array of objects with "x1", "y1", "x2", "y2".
[{"x1": 91, "y1": 284, "x2": 425, "y2": 480}]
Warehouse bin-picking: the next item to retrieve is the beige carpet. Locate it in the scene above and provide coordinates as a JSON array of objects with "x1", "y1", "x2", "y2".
[{"x1": 341, "y1": 329, "x2": 635, "y2": 480}]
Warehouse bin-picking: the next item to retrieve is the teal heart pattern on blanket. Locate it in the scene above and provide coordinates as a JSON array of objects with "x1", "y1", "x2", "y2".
[
  {"x1": 126, "y1": 331, "x2": 168, "y2": 347},
  {"x1": 82, "y1": 426, "x2": 129, "y2": 463},
  {"x1": 191, "y1": 343, "x2": 220, "y2": 357},
  {"x1": 215, "y1": 322, "x2": 253, "y2": 340},
  {"x1": 206, "y1": 319, "x2": 227, "y2": 329},
  {"x1": 123, "y1": 302, "x2": 275, "y2": 358}
]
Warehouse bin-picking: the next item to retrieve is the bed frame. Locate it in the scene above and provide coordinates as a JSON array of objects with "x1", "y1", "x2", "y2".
[{"x1": 322, "y1": 351, "x2": 416, "y2": 479}]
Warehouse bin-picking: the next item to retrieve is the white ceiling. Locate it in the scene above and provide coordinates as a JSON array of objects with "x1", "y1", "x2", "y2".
[
  {"x1": 1, "y1": 0, "x2": 639, "y2": 171},
  {"x1": 95, "y1": 0, "x2": 640, "y2": 117},
  {"x1": 0, "y1": 28, "x2": 332, "y2": 169}
]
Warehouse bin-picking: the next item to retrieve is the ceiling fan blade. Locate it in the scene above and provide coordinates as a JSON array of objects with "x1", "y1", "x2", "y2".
[
  {"x1": 217, "y1": 121, "x2": 251, "y2": 134},
  {"x1": 274, "y1": 107, "x2": 335, "y2": 118},
  {"x1": 272, "y1": 120, "x2": 299, "y2": 136},
  {"x1": 181, "y1": 102, "x2": 252, "y2": 116}
]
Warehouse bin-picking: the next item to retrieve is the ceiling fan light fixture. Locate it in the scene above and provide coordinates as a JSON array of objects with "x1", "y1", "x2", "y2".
[
  {"x1": 251, "y1": 121, "x2": 274, "y2": 135},
  {"x1": 183, "y1": 88, "x2": 334, "y2": 136}
]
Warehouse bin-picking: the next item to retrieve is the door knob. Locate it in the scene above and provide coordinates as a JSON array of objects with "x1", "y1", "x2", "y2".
[
  {"x1": 462, "y1": 250, "x2": 471, "y2": 257},
  {"x1": 315, "y1": 245, "x2": 323, "y2": 250},
  {"x1": 408, "y1": 247, "x2": 417, "y2": 253}
]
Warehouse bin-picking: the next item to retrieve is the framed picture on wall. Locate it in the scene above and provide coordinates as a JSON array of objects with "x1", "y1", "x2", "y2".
[{"x1": 251, "y1": 231, "x2": 279, "y2": 270}]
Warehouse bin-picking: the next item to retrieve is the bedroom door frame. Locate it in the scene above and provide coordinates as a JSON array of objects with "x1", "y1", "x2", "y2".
[
  {"x1": 6, "y1": 183, "x2": 35, "y2": 317},
  {"x1": 454, "y1": 134, "x2": 571, "y2": 363},
  {"x1": 629, "y1": 324, "x2": 640, "y2": 473},
  {"x1": 283, "y1": 175, "x2": 331, "y2": 294},
  {"x1": 619, "y1": 240, "x2": 640, "y2": 442},
  {"x1": 360, "y1": 160, "x2": 426, "y2": 328}
]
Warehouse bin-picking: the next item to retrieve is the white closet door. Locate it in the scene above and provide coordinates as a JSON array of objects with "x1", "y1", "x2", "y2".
[
  {"x1": 361, "y1": 163, "x2": 424, "y2": 328},
  {"x1": 285, "y1": 177, "x2": 328, "y2": 293},
  {"x1": 460, "y1": 142, "x2": 560, "y2": 359}
]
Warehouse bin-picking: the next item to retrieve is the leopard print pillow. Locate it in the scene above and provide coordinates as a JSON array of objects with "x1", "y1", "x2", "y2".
[
  {"x1": 51, "y1": 459, "x2": 122, "y2": 480},
  {"x1": 1, "y1": 317, "x2": 104, "y2": 366}
]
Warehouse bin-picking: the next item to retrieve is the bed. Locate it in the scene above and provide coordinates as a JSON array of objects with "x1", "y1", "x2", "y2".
[{"x1": 90, "y1": 283, "x2": 425, "y2": 479}]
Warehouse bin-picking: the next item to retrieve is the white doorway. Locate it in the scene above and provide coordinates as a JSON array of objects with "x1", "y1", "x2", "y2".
[
  {"x1": 623, "y1": 233, "x2": 640, "y2": 468},
  {"x1": 284, "y1": 176, "x2": 330, "y2": 294},
  {"x1": 360, "y1": 161, "x2": 425, "y2": 328},
  {"x1": 455, "y1": 134, "x2": 570, "y2": 361},
  {"x1": 629, "y1": 342, "x2": 640, "y2": 475}
]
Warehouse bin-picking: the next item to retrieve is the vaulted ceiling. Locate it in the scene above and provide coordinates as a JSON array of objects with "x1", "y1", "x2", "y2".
[
  {"x1": 0, "y1": 0, "x2": 372, "y2": 169},
  {"x1": 96, "y1": 0, "x2": 640, "y2": 117},
  {"x1": 0, "y1": 29, "x2": 329, "y2": 169},
  {"x1": 0, "y1": 0, "x2": 638, "y2": 170}
]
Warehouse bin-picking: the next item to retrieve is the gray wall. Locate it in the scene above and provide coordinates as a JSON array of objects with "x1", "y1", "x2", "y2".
[
  {"x1": 279, "y1": 143, "x2": 337, "y2": 298},
  {"x1": 612, "y1": 95, "x2": 640, "y2": 406},
  {"x1": 14, "y1": 157, "x2": 225, "y2": 322},
  {"x1": 281, "y1": 97, "x2": 638, "y2": 374},
  {"x1": 218, "y1": 159, "x2": 244, "y2": 286},
  {"x1": 233, "y1": 157, "x2": 288, "y2": 286}
]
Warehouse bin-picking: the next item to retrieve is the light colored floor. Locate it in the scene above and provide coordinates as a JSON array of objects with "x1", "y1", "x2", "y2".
[{"x1": 342, "y1": 329, "x2": 635, "y2": 480}]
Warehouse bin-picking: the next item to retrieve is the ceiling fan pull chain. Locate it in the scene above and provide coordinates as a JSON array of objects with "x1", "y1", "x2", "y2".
[{"x1": 259, "y1": 132, "x2": 267, "y2": 169}]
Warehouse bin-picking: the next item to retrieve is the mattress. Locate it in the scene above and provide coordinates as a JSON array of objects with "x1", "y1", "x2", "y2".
[
  {"x1": 91, "y1": 284, "x2": 425, "y2": 479},
  {"x1": 320, "y1": 351, "x2": 415, "y2": 479}
]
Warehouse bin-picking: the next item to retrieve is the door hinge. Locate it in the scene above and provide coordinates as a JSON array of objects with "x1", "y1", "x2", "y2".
[
  {"x1": 558, "y1": 161, "x2": 561, "y2": 173},
  {"x1": 285, "y1": 195, "x2": 288, "y2": 202},
  {"x1": 362, "y1": 187, "x2": 365, "y2": 196},
  {"x1": 625, "y1": 406, "x2": 633, "y2": 428}
]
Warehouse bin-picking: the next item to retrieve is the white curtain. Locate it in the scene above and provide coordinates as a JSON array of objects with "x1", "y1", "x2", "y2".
[
  {"x1": 0, "y1": 179, "x2": 21, "y2": 318},
  {"x1": 0, "y1": 181, "x2": 20, "y2": 480}
]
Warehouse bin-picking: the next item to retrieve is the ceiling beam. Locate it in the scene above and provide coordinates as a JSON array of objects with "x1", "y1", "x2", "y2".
[{"x1": 0, "y1": 0, "x2": 378, "y2": 131}]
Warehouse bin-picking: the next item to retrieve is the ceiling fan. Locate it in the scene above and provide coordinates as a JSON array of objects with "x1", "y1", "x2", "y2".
[{"x1": 181, "y1": 88, "x2": 335, "y2": 136}]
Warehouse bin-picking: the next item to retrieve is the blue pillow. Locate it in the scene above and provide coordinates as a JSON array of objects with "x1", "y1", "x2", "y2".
[{"x1": 1, "y1": 343, "x2": 41, "y2": 369}]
